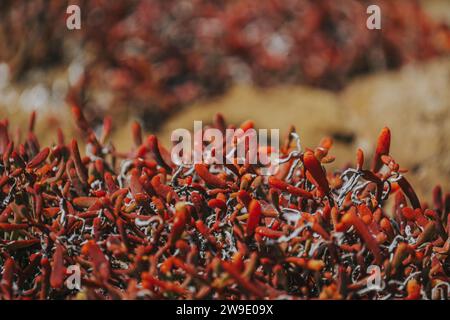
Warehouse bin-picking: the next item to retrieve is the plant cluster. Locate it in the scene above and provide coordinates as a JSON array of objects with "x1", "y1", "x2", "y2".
[{"x1": 0, "y1": 109, "x2": 449, "y2": 300}]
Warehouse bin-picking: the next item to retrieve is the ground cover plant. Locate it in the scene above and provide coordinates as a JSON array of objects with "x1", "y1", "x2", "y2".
[{"x1": 0, "y1": 109, "x2": 449, "y2": 300}]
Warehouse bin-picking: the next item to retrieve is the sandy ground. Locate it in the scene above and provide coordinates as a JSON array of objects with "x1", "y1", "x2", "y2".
[
  {"x1": 421, "y1": 0, "x2": 450, "y2": 24},
  {"x1": 157, "y1": 57, "x2": 450, "y2": 199}
]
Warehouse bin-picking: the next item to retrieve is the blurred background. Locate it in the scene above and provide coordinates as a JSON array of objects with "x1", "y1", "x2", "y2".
[{"x1": 0, "y1": 0, "x2": 450, "y2": 199}]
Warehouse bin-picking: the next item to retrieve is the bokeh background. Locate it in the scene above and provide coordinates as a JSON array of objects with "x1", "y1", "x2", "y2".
[{"x1": 0, "y1": 0, "x2": 450, "y2": 199}]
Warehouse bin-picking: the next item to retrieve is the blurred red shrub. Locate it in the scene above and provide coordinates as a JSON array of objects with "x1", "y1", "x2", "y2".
[{"x1": 1, "y1": 0, "x2": 450, "y2": 129}]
